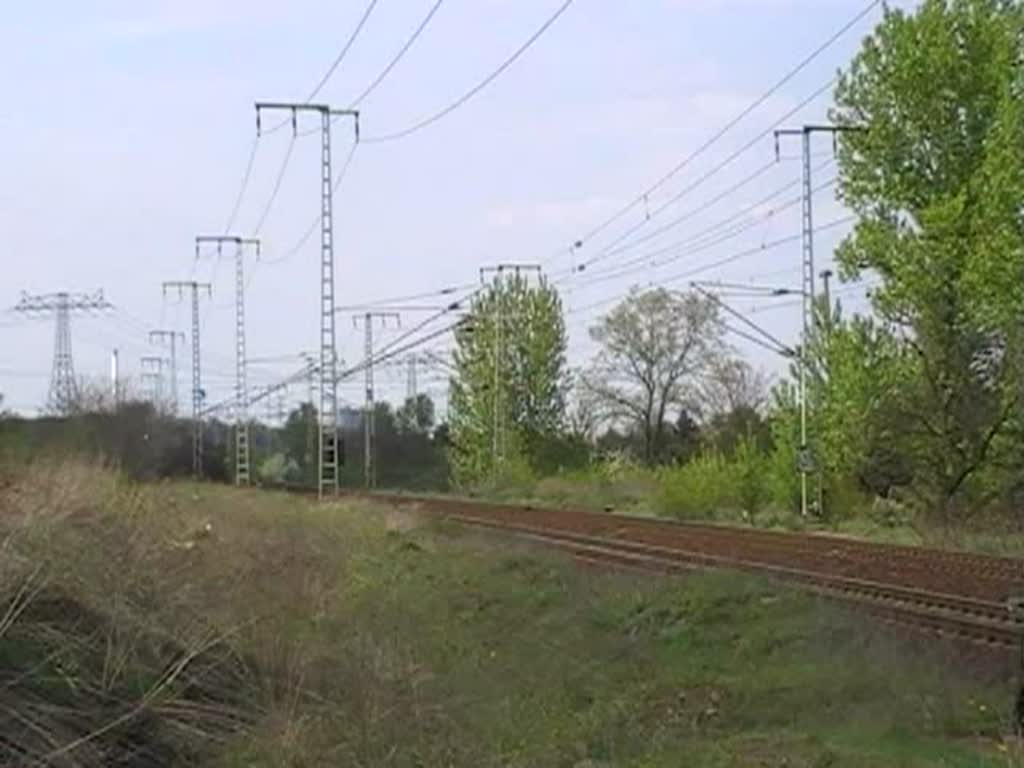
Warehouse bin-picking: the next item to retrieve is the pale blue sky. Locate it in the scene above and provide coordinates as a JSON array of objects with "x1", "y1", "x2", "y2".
[{"x1": 0, "y1": 0, "x2": 909, "y2": 416}]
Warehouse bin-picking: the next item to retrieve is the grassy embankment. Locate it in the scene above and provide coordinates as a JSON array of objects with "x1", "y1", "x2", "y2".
[{"x1": 0, "y1": 459, "x2": 1017, "y2": 766}]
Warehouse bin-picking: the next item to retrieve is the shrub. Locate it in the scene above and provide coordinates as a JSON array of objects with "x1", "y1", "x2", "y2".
[
  {"x1": 530, "y1": 459, "x2": 658, "y2": 512},
  {"x1": 479, "y1": 453, "x2": 538, "y2": 500},
  {"x1": 655, "y1": 452, "x2": 735, "y2": 520},
  {"x1": 733, "y1": 435, "x2": 770, "y2": 521},
  {"x1": 655, "y1": 437, "x2": 771, "y2": 522},
  {"x1": 258, "y1": 452, "x2": 300, "y2": 485}
]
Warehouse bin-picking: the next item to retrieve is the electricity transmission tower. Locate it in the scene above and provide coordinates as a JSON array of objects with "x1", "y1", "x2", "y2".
[
  {"x1": 479, "y1": 264, "x2": 542, "y2": 476},
  {"x1": 162, "y1": 281, "x2": 212, "y2": 479},
  {"x1": 774, "y1": 124, "x2": 860, "y2": 518},
  {"x1": 255, "y1": 102, "x2": 359, "y2": 498},
  {"x1": 196, "y1": 235, "x2": 260, "y2": 486},
  {"x1": 353, "y1": 312, "x2": 400, "y2": 488},
  {"x1": 140, "y1": 355, "x2": 168, "y2": 409},
  {"x1": 149, "y1": 330, "x2": 185, "y2": 414},
  {"x1": 12, "y1": 290, "x2": 112, "y2": 415}
]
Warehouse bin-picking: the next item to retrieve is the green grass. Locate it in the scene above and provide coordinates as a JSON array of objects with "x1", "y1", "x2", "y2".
[{"x1": 0, "y1": 459, "x2": 1017, "y2": 765}]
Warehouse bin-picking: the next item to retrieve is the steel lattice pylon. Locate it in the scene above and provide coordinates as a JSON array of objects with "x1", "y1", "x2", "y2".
[
  {"x1": 255, "y1": 101, "x2": 359, "y2": 498},
  {"x1": 52, "y1": 298, "x2": 75, "y2": 411},
  {"x1": 141, "y1": 355, "x2": 168, "y2": 410},
  {"x1": 196, "y1": 236, "x2": 260, "y2": 486},
  {"x1": 319, "y1": 108, "x2": 340, "y2": 496},
  {"x1": 162, "y1": 281, "x2": 211, "y2": 478},
  {"x1": 364, "y1": 315, "x2": 372, "y2": 487},
  {"x1": 797, "y1": 129, "x2": 816, "y2": 522},
  {"x1": 12, "y1": 290, "x2": 112, "y2": 415},
  {"x1": 774, "y1": 123, "x2": 860, "y2": 517},
  {"x1": 149, "y1": 330, "x2": 185, "y2": 415},
  {"x1": 353, "y1": 312, "x2": 399, "y2": 489}
]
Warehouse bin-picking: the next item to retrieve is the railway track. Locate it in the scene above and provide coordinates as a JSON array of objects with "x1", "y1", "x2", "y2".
[{"x1": 350, "y1": 491, "x2": 1024, "y2": 653}]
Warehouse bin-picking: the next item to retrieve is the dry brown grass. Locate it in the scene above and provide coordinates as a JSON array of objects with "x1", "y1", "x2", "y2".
[
  {"x1": 0, "y1": 460, "x2": 364, "y2": 766},
  {"x1": 1, "y1": 462, "x2": 241, "y2": 764}
]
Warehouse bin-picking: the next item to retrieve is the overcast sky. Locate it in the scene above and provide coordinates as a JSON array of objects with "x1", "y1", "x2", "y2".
[{"x1": 0, "y1": 0, "x2": 911, "y2": 417}]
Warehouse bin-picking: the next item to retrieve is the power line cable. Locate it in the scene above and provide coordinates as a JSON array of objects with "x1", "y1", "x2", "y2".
[
  {"x1": 692, "y1": 282, "x2": 794, "y2": 355},
  {"x1": 562, "y1": 171, "x2": 835, "y2": 289},
  {"x1": 307, "y1": 0, "x2": 381, "y2": 102},
  {"x1": 203, "y1": 315, "x2": 463, "y2": 417},
  {"x1": 232, "y1": 0, "x2": 378, "y2": 302},
  {"x1": 578, "y1": 77, "x2": 837, "y2": 271},
  {"x1": 567, "y1": 0, "x2": 881, "y2": 253},
  {"x1": 224, "y1": 136, "x2": 261, "y2": 234},
  {"x1": 673, "y1": 214, "x2": 854, "y2": 284},
  {"x1": 370, "y1": 287, "x2": 481, "y2": 362},
  {"x1": 287, "y1": 1, "x2": 447, "y2": 136},
  {"x1": 596, "y1": 158, "x2": 782, "y2": 259},
  {"x1": 721, "y1": 321, "x2": 795, "y2": 357},
  {"x1": 600, "y1": 157, "x2": 834, "y2": 265},
  {"x1": 567, "y1": 214, "x2": 854, "y2": 318},
  {"x1": 251, "y1": 135, "x2": 297, "y2": 235},
  {"x1": 263, "y1": 0, "x2": 381, "y2": 136},
  {"x1": 567, "y1": 175, "x2": 839, "y2": 292},
  {"x1": 363, "y1": 0, "x2": 577, "y2": 142},
  {"x1": 355, "y1": 282, "x2": 479, "y2": 307},
  {"x1": 349, "y1": 0, "x2": 446, "y2": 107},
  {"x1": 338, "y1": 319, "x2": 465, "y2": 384},
  {"x1": 258, "y1": 141, "x2": 360, "y2": 266},
  {"x1": 746, "y1": 279, "x2": 877, "y2": 315}
]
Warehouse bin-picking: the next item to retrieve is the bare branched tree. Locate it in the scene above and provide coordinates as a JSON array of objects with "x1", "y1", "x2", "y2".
[
  {"x1": 700, "y1": 357, "x2": 770, "y2": 420},
  {"x1": 565, "y1": 370, "x2": 601, "y2": 443},
  {"x1": 582, "y1": 288, "x2": 726, "y2": 463}
]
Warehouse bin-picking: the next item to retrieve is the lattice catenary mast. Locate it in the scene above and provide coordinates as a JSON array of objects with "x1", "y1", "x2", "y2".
[
  {"x1": 141, "y1": 355, "x2": 169, "y2": 408},
  {"x1": 149, "y1": 330, "x2": 185, "y2": 414},
  {"x1": 196, "y1": 235, "x2": 260, "y2": 486},
  {"x1": 12, "y1": 290, "x2": 112, "y2": 414},
  {"x1": 162, "y1": 281, "x2": 212, "y2": 478},
  {"x1": 254, "y1": 102, "x2": 359, "y2": 498},
  {"x1": 774, "y1": 123, "x2": 860, "y2": 518},
  {"x1": 353, "y1": 312, "x2": 400, "y2": 489}
]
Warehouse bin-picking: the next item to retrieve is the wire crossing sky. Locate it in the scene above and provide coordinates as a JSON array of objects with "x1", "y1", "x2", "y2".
[{"x1": 0, "y1": 0, "x2": 912, "y2": 415}]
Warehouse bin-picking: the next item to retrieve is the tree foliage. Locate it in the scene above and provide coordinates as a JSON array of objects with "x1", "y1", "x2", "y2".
[
  {"x1": 449, "y1": 272, "x2": 569, "y2": 485},
  {"x1": 280, "y1": 402, "x2": 318, "y2": 487},
  {"x1": 831, "y1": 0, "x2": 1024, "y2": 515},
  {"x1": 396, "y1": 394, "x2": 435, "y2": 435},
  {"x1": 793, "y1": 299, "x2": 914, "y2": 502}
]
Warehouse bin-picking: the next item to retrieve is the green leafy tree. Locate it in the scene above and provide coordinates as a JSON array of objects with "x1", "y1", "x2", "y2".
[
  {"x1": 281, "y1": 402, "x2": 317, "y2": 486},
  {"x1": 449, "y1": 272, "x2": 568, "y2": 486},
  {"x1": 671, "y1": 409, "x2": 703, "y2": 464},
  {"x1": 806, "y1": 305, "x2": 912, "y2": 496},
  {"x1": 832, "y1": 0, "x2": 1024, "y2": 515},
  {"x1": 258, "y1": 452, "x2": 300, "y2": 485},
  {"x1": 396, "y1": 394, "x2": 435, "y2": 434}
]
